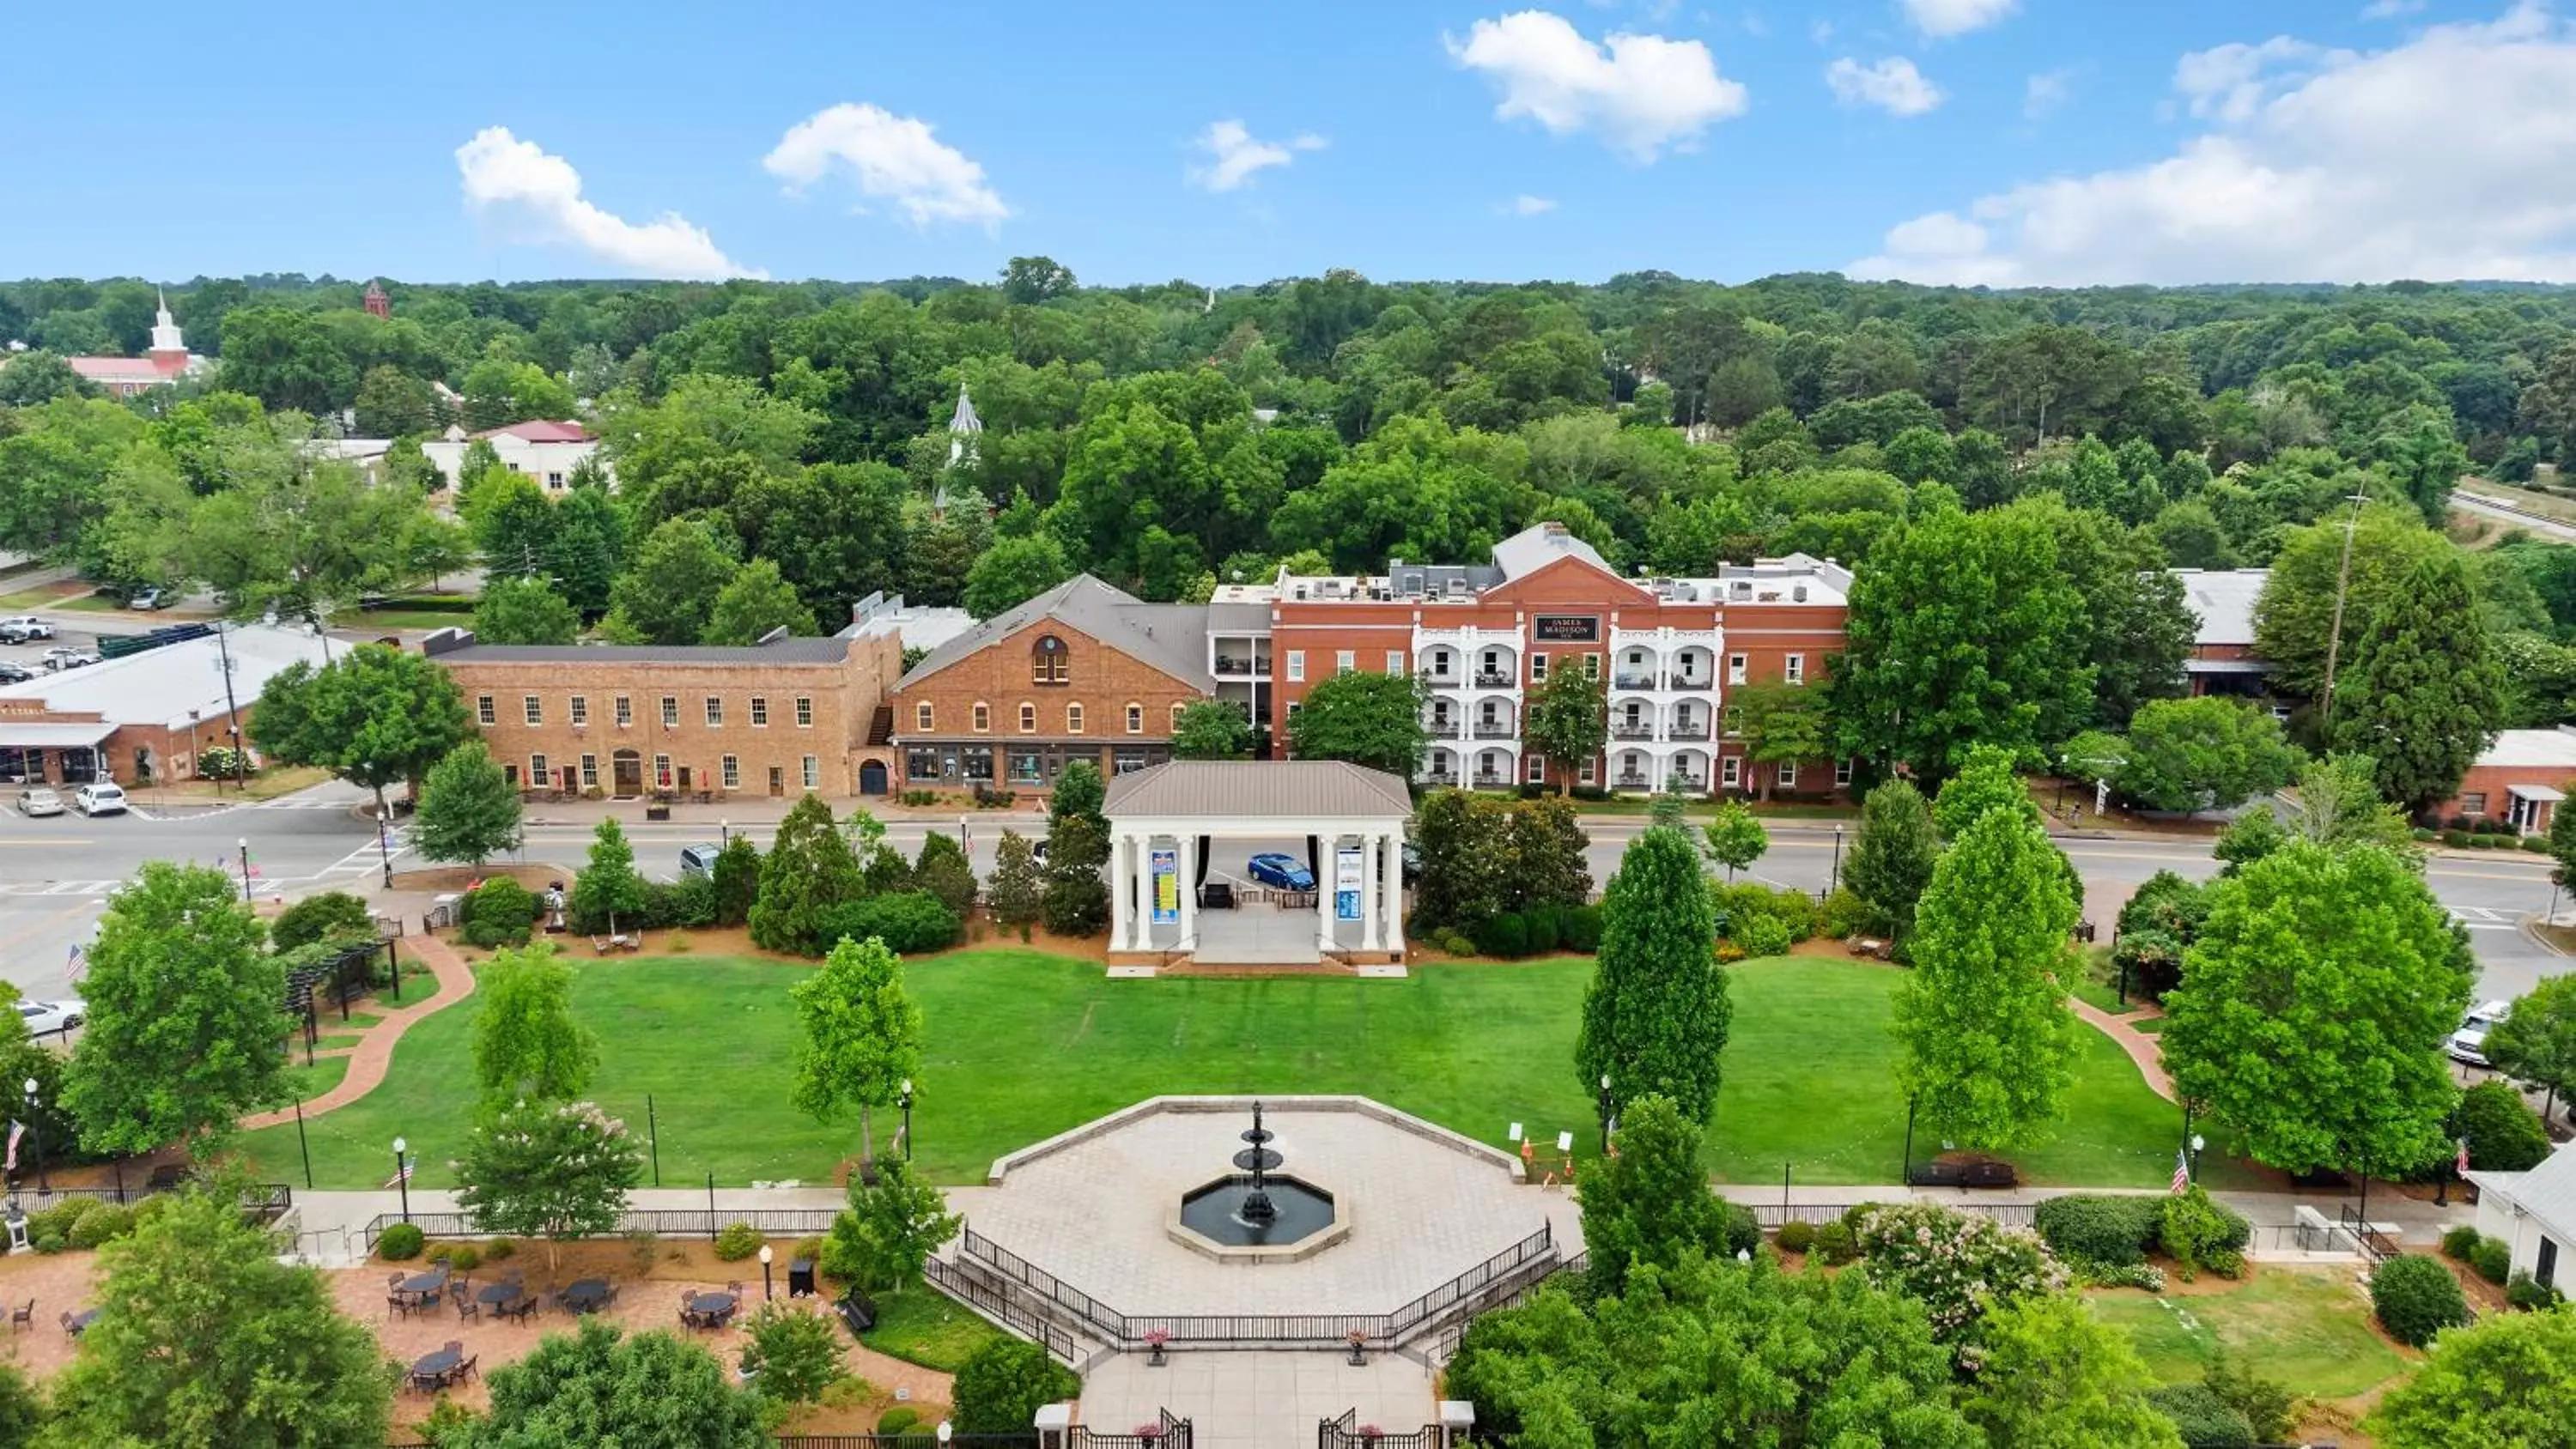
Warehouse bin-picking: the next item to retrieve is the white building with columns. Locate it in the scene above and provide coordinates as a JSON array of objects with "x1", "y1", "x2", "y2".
[{"x1": 1101, "y1": 761, "x2": 1413, "y2": 969}]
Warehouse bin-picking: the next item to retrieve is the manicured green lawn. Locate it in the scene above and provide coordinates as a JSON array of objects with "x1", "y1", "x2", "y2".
[
  {"x1": 2090, "y1": 1270, "x2": 2413, "y2": 1400},
  {"x1": 233, "y1": 950, "x2": 2228, "y2": 1191},
  {"x1": 859, "y1": 1288, "x2": 1008, "y2": 1371},
  {"x1": 278, "y1": 1056, "x2": 351, "y2": 1102}
]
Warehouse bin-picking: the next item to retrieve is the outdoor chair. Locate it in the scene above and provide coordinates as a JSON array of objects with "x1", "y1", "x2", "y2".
[
  {"x1": 453, "y1": 1293, "x2": 479, "y2": 1324},
  {"x1": 56, "y1": 1312, "x2": 71, "y2": 1337},
  {"x1": 386, "y1": 1273, "x2": 410, "y2": 1319},
  {"x1": 8, "y1": 1300, "x2": 29, "y2": 1333},
  {"x1": 457, "y1": 1354, "x2": 479, "y2": 1384}
]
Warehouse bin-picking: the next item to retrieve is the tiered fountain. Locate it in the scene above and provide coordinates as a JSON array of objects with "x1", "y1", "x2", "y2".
[{"x1": 1170, "y1": 1100, "x2": 1346, "y2": 1262}]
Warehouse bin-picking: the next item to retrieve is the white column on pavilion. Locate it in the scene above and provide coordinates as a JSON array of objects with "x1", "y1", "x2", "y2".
[
  {"x1": 1109, "y1": 832, "x2": 1132, "y2": 949},
  {"x1": 1381, "y1": 831, "x2": 1405, "y2": 955},
  {"x1": 1360, "y1": 831, "x2": 1382, "y2": 951},
  {"x1": 1316, "y1": 834, "x2": 1336, "y2": 952},
  {"x1": 1177, "y1": 834, "x2": 1198, "y2": 950}
]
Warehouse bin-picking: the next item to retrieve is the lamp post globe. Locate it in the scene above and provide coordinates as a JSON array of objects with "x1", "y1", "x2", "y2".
[
  {"x1": 20, "y1": 1078, "x2": 40, "y2": 1191},
  {"x1": 392, "y1": 1137, "x2": 411, "y2": 1224},
  {"x1": 758, "y1": 1242, "x2": 775, "y2": 1300},
  {"x1": 899, "y1": 1077, "x2": 915, "y2": 1162}
]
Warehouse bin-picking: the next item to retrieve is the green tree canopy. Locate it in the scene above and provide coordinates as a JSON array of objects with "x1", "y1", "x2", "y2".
[
  {"x1": 471, "y1": 942, "x2": 598, "y2": 1111},
  {"x1": 570, "y1": 816, "x2": 648, "y2": 934},
  {"x1": 1894, "y1": 803, "x2": 2080, "y2": 1150},
  {"x1": 449, "y1": 1319, "x2": 766, "y2": 1449},
  {"x1": 1724, "y1": 681, "x2": 1832, "y2": 796},
  {"x1": 604, "y1": 515, "x2": 740, "y2": 646},
  {"x1": 2251, "y1": 507, "x2": 2454, "y2": 700},
  {"x1": 1700, "y1": 799, "x2": 1767, "y2": 881},
  {"x1": 2364, "y1": 1297, "x2": 2576, "y2": 1449},
  {"x1": 2163, "y1": 840, "x2": 2471, "y2": 1176},
  {"x1": 1843, "y1": 778, "x2": 1939, "y2": 944},
  {"x1": 2329, "y1": 551, "x2": 2505, "y2": 811},
  {"x1": 702, "y1": 555, "x2": 818, "y2": 645},
  {"x1": 1285, "y1": 669, "x2": 1429, "y2": 779},
  {"x1": 1523, "y1": 665, "x2": 1607, "y2": 793},
  {"x1": 1578, "y1": 826, "x2": 1728, "y2": 1123},
  {"x1": 63, "y1": 862, "x2": 284, "y2": 1157},
  {"x1": 2483, "y1": 972, "x2": 2576, "y2": 1123},
  {"x1": 2116, "y1": 696, "x2": 2306, "y2": 814},
  {"x1": 961, "y1": 534, "x2": 1072, "y2": 620},
  {"x1": 750, "y1": 795, "x2": 863, "y2": 954},
  {"x1": 39, "y1": 1185, "x2": 395, "y2": 1449},
  {"x1": 789, "y1": 935, "x2": 924, "y2": 1164},
  {"x1": 453, "y1": 1098, "x2": 645, "y2": 1281},
  {"x1": 1170, "y1": 699, "x2": 1255, "y2": 759},
  {"x1": 1576, "y1": 1094, "x2": 1744, "y2": 1297},
  {"x1": 471, "y1": 573, "x2": 580, "y2": 645},
  {"x1": 248, "y1": 642, "x2": 474, "y2": 811},
  {"x1": 1962, "y1": 1293, "x2": 2187, "y2": 1449},
  {"x1": 413, "y1": 741, "x2": 524, "y2": 866}
]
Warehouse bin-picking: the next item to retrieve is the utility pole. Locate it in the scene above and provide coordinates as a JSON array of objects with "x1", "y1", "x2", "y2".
[
  {"x1": 215, "y1": 621, "x2": 248, "y2": 791},
  {"x1": 2318, "y1": 493, "x2": 2371, "y2": 729}
]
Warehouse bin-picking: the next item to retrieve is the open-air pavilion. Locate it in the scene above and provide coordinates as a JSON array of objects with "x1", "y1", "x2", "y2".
[{"x1": 1102, "y1": 761, "x2": 1411, "y2": 969}]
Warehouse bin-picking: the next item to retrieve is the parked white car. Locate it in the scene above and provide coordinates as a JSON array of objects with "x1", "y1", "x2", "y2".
[
  {"x1": 15, "y1": 999, "x2": 83, "y2": 1036},
  {"x1": 2447, "y1": 1000, "x2": 2512, "y2": 1068},
  {"x1": 39, "y1": 646, "x2": 99, "y2": 670},
  {"x1": 0, "y1": 615, "x2": 53, "y2": 643},
  {"x1": 15, "y1": 787, "x2": 64, "y2": 818},
  {"x1": 72, "y1": 783, "x2": 128, "y2": 816}
]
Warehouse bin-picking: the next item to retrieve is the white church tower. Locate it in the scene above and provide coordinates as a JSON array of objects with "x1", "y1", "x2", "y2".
[
  {"x1": 145, "y1": 289, "x2": 189, "y2": 371},
  {"x1": 945, "y1": 382, "x2": 983, "y2": 466}
]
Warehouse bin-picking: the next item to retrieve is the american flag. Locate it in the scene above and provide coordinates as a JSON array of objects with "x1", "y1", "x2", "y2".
[
  {"x1": 65, "y1": 943, "x2": 82, "y2": 983},
  {"x1": 384, "y1": 1160, "x2": 413, "y2": 1189},
  {"x1": 2170, "y1": 1148, "x2": 2191, "y2": 1195},
  {"x1": 2457, "y1": 1140, "x2": 2472, "y2": 1177},
  {"x1": 5, "y1": 1121, "x2": 21, "y2": 1173}
]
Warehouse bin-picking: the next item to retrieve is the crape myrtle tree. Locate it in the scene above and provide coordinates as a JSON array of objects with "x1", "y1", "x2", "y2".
[
  {"x1": 1893, "y1": 803, "x2": 2081, "y2": 1151},
  {"x1": 1522, "y1": 665, "x2": 1607, "y2": 794},
  {"x1": 453, "y1": 1099, "x2": 646, "y2": 1283},
  {"x1": 450, "y1": 1319, "x2": 766, "y2": 1449},
  {"x1": 2162, "y1": 839, "x2": 2472, "y2": 1178},
  {"x1": 1577, "y1": 827, "x2": 1728, "y2": 1124}
]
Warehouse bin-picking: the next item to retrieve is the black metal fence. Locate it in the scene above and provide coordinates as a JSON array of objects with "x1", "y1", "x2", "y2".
[
  {"x1": 1320, "y1": 1410, "x2": 1441, "y2": 1449},
  {"x1": 1747, "y1": 1201, "x2": 2037, "y2": 1231},
  {"x1": 5, "y1": 1180, "x2": 289, "y2": 1220},
  {"x1": 357, "y1": 1207, "x2": 841, "y2": 1252},
  {"x1": 946, "y1": 1222, "x2": 1557, "y2": 1349},
  {"x1": 923, "y1": 1256, "x2": 1082, "y2": 1366}
]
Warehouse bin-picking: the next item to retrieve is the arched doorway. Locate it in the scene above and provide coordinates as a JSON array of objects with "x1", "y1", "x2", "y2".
[
  {"x1": 860, "y1": 761, "x2": 889, "y2": 796},
  {"x1": 611, "y1": 749, "x2": 643, "y2": 797}
]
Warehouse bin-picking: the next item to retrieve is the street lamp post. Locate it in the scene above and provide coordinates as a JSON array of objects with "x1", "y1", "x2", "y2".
[
  {"x1": 22, "y1": 1078, "x2": 44, "y2": 1192},
  {"x1": 720, "y1": 819, "x2": 729, "y2": 846},
  {"x1": 376, "y1": 813, "x2": 395, "y2": 890},
  {"x1": 899, "y1": 1079, "x2": 914, "y2": 1162},
  {"x1": 235, "y1": 838, "x2": 253, "y2": 902},
  {"x1": 1829, "y1": 825, "x2": 1844, "y2": 895},
  {"x1": 1596, "y1": 1074, "x2": 1612, "y2": 1154},
  {"x1": 392, "y1": 1137, "x2": 410, "y2": 1225},
  {"x1": 757, "y1": 1242, "x2": 774, "y2": 1300}
]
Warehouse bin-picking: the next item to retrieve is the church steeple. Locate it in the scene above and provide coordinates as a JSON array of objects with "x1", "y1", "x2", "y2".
[
  {"x1": 946, "y1": 382, "x2": 982, "y2": 466},
  {"x1": 147, "y1": 288, "x2": 188, "y2": 368}
]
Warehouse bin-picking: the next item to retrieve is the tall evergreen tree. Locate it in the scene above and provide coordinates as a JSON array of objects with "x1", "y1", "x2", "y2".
[
  {"x1": 1843, "y1": 779, "x2": 1939, "y2": 943},
  {"x1": 750, "y1": 795, "x2": 864, "y2": 954},
  {"x1": 2330, "y1": 553, "x2": 2505, "y2": 812},
  {"x1": 569, "y1": 817, "x2": 647, "y2": 935},
  {"x1": 1577, "y1": 827, "x2": 1728, "y2": 1124},
  {"x1": 1893, "y1": 805, "x2": 2080, "y2": 1150}
]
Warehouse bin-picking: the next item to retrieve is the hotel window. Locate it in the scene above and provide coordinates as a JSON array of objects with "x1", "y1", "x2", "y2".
[
  {"x1": 1019, "y1": 702, "x2": 1036, "y2": 732},
  {"x1": 1579, "y1": 757, "x2": 1597, "y2": 785},
  {"x1": 721, "y1": 755, "x2": 740, "y2": 790},
  {"x1": 973, "y1": 702, "x2": 990, "y2": 733},
  {"x1": 569, "y1": 696, "x2": 588, "y2": 727},
  {"x1": 1785, "y1": 653, "x2": 1806, "y2": 686},
  {"x1": 1286, "y1": 651, "x2": 1305, "y2": 682},
  {"x1": 1126, "y1": 703, "x2": 1143, "y2": 734},
  {"x1": 704, "y1": 697, "x2": 723, "y2": 727},
  {"x1": 1386, "y1": 651, "x2": 1406, "y2": 676},
  {"x1": 1583, "y1": 654, "x2": 1601, "y2": 680},
  {"x1": 1527, "y1": 755, "x2": 1546, "y2": 785},
  {"x1": 1722, "y1": 755, "x2": 1742, "y2": 789},
  {"x1": 1777, "y1": 761, "x2": 1798, "y2": 789},
  {"x1": 750, "y1": 697, "x2": 769, "y2": 727},
  {"x1": 802, "y1": 755, "x2": 820, "y2": 790},
  {"x1": 530, "y1": 753, "x2": 548, "y2": 784},
  {"x1": 477, "y1": 695, "x2": 496, "y2": 726},
  {"x1": 1528, "y1": 653, "x2": 1548, "y2": 681},
  {"x1": 580, "y1": 754, "x2": 598, "y2": 788},
  {"x1": 653, "y1": 754, "x2": 673, "y2": 789},
  {"x1": 660, "y1": 696, "x2": 678, "y2": 730},
  {"x1": 916, "y1": 701, "x2": 935, "y2": 732},
  {"x1": 1031, "y1": 634, "x2": 1071, "y2": 685},
  {"x1": 1725, "y1": 653, "x2": 1747, "y2": 685},
  {"x1": 1336, "y1": 650, "x2": 1356, "y2": 673},
  {"x1": 794, "y1": 696, "x2": 813, "y2": 727},
  {"x1": 1067, "y1": 703, "x2": 1085, "y2": 734},
  {"x1": 1170, "y1": 702, "x2": 1187, "y2": 731},
  {"x1": 614, "y1": 695, "x2": 633, "y2": 728},
  {"x1": 523, "y1": 695, "x2": 542, "y2": 726}
]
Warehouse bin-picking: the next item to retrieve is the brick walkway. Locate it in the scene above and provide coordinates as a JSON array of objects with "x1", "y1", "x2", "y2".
[
  {"x1": 2069, "y1": 997, "x2": 2174, "y2": 1102},
  {"x1": 243, "y1": 936, "x2": 476, "y2": 1128}
]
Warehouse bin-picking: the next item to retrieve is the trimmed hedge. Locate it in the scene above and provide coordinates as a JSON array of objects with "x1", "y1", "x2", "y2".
[
  {"x1": 2144, "y1": 1384, "x2": 2255, "y2": 1448},
  {"x1": 2371, "y1": 1254, "x2": 2468, "y2": 1347},
  {"x1": 458, "y1": 877, "x2": 537, "y2": 949},
  {"x1": 2441, "y1": 1224, "x2": 2483, "y2": 1260},
  {"x1": 1775, "y1": 1220, "x2": 1816, "y2": 1254},
  {"x1": 376, "y1": 1223, "x2": 426, "y2": 1261},
  {"x1": 2469, "y1": 1237, "x2": 2512, "y2": 1285},
  {"x1": 816, "y1": 890, "x2": 960, "y2": 955},
  {"x1": 1467, "y1": 904, "x2": 1603, "y2": 958},
  {"x1": 2033, "y1": 1194, "x2": 2163, "y2": 1267}
]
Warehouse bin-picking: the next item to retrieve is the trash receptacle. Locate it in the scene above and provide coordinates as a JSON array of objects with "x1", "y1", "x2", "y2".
[{"x1": 788, "y1": 1258, "x2": 817, "y2": 1299}]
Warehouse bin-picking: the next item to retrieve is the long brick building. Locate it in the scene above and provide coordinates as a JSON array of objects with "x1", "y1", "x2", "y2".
[
  {"x1": 423, "y1": 627, "x2": 904, "y2": 799},
  {"x1": 888, "y1": 522, "x2": 1853, "y2": 798}
]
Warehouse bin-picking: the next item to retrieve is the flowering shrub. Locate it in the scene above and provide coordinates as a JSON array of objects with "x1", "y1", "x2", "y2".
[
  {"x1": 2075, "y1": 1261, "x2": 2167, "y2": 1293},
  {"x1": 1853, "y1": 1202, "x2": 2068, "y2": 1343}
]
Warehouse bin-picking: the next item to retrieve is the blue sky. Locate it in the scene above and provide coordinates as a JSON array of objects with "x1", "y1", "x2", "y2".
[{"x1": 3, "y1": 1, "x2": 2568, "y2": 288}]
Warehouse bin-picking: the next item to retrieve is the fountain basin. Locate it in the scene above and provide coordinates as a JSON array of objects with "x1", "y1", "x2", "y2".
[{"x1": 1165, "y1": 1174, "x2": 1347, "y2": 1264}]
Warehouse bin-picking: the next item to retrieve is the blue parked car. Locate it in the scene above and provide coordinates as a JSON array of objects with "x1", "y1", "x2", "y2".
[{"x1": 1246, "y1": 852, "x2": 1315, "y2": 890}]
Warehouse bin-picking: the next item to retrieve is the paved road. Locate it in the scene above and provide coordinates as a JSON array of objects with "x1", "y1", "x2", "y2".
[
  {"x1": 2453, "y1": 488, "x2": 2576, "y2": 543},
  {"x1": 3, "y1": 787, "x2": 2566, "y2": 1005}
]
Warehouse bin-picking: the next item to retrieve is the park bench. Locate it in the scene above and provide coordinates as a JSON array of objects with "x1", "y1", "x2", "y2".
[
  {"x1": 1905, "y1": 1160, "x2": 2018, "y2": 1190},
  {"x1": 591, "y1": 933, "x2": 640, "y2": 955}
]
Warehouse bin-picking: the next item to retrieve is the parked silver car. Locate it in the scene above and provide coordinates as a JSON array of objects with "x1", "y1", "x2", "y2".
[{"x1": 15, "y1": 787, "x2": 64, "y2": 818}]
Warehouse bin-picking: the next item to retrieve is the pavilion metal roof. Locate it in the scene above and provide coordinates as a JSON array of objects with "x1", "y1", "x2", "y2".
[{"x1": 1103, "y1": 761, "x2": 1413, "y2": 821}]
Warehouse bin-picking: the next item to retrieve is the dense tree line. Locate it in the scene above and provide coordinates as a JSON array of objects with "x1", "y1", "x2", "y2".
[{"x1": 9, "y1": 264, "x2": 2576, "y2": 762}]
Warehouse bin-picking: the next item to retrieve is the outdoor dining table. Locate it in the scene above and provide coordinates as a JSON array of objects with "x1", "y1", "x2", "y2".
[
  {"x1": 684, "y1": 1291, "x2": 738, "y2": 1327},
  {"x1": 560, "y1": 1278, "x2": 611, "y2": 1314},
  {"x1": 477, "y1": 1282, "x2": 524, "y2": 1307},
  {"x1": 398, "y1": 1270, "x2": 448, "y2": 1296},
  {"x1": 409, "y1": 1347, "x2": 461, "y2": 1390},
  {"x1": 64, "y1": 1309, "x2": 98, "y2": 1336}
]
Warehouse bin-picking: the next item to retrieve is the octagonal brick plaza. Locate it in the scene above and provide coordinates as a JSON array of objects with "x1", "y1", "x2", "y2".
[{"x1": 944, "y1": 1096, "x2": 1584, "y2": 1323}]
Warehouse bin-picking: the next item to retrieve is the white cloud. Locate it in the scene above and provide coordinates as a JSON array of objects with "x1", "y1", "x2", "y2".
[
  {"x1": 1510, "y1": 194, "x2": 1560, "y2": 215},
  {"x1": 1899, "y1": 0, "x2": 2019, "y2": 39},
  {"x1": 454, "y1": 127, "x2": 759, "y2": 281},
  {"x1": 762, "y1": 103, "x2": 1008, "y2": 227},
  {"x1": 1852, "y1": 4, "x2": 2576, "y2": 286},
  {"x1": 1188, "y1": 120, "x2": 1326, "y2": 192},
  {"x1": 1448, "y1": 10, "x2": 1750, "y2": 161},
  {"x1": 2362, "y1": 0, "x2": 2428, "y2": 17},
  {"x1": 2024, "y1": 66, "x2": 2076, "y2": 118},
  {"x1": 1826, "y1": 56, "x2": 1945, "y2": 115},
  {"x1": 2171, "y1": 35, "x2": 2349, "y2": 123}
]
